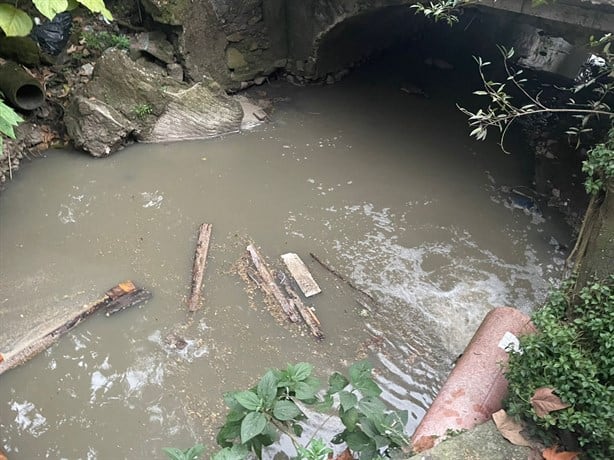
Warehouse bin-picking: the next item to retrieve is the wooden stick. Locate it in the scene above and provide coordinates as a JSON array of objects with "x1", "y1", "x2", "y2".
[
  {"x1": 247, "y1": 244, "x2": 300, "y2": 322},
  {"x1": 188, "y1": 223, "x2": 213, "y2": 312},
  {"x1": 277, "y1": 271, "x2": 324, "y2": 340},
  {"x1": 309, "y1": 252, "x2": 376, "y2": 302},
  {"x1": 0, "y1": 281, "x2": 143, "y2": 376}
]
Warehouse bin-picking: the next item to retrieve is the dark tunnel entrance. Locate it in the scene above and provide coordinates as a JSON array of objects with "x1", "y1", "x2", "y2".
[{"x1": 304, "y1": 3, "x2": 608, "y2": 225}]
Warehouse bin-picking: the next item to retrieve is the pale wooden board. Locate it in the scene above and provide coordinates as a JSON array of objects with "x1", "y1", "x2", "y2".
[{"x1": 281, "y1": 253, "x2": 322, "y2": 297}]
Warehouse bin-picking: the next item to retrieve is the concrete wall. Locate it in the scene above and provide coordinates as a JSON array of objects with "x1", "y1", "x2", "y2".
[{"x1": 142, "y1": 0, "x2": 614, "y2": 89}]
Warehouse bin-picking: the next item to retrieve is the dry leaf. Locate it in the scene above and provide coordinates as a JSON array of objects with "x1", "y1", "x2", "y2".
[
  {"x1": 334, "y1": 448, "x2": 354, "y2": 460},
  {"x1": 542, "y1": 446, "x2": 580, "y2": 460},
  {"x1": 492, "y1": 409, "x2": 533, "y2": 447},
  {"x1": 531, "y1": 387, "x2": 571, "y2": 417}
]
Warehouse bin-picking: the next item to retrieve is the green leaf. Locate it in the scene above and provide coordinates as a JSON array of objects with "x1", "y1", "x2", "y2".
[
  {"x1": 328, "y1": 372, "x2": 349, "y2": 394},
  {"x1": 66, "y1": 0, "x2": 80, "y2": 10},
  {"x1": 353, "y1": 378, "x2": 382, "y2": 398},
  {"x1": 216, "y1": 421, "x2": 241, "y2": 447},
  {"x1": 240, "y1": 412, "x2": 267, "y2": 443},
  {"x1": 339, "y1": 390, "x2": 358, "y2": 411},
  {"x1": 162, "y1": 447, "x2": 186, "y2": 460},
  {"x1": 345, "y1": 431, "x2": 374, "y2": 452},
  {"x1": 294, "y1": 378, "x2": 320, "y2": 400},
  {"x1": 356, "y1": 397, "x2": 387, "y2": 421},
  {"x1": 291, "y1": 362, "x2": 313, "y2": 381},
  {"x1": 77, "y1": 0, "x2": 113, "y2": 20},
  {"x1": 33, "y1": 0, "x2": 68, "y2": 20},
  {"x1": 235, "y1": 391, "x2": 261, "y2": 411},
  {"x1": 184, "y1": 444, "x2": 206, "y2": 460},
  {"x1": 257, "y1": 370, "x2": 279, "y2": 408},
  {"x1": 316, "y1": 393, "x2": 334, "y2": 412},
  {"x1": 292, "y1": 423, "x2": 303, "y2": 437},
  {"x1": 212, "y1": 445, "x2": 249, "y2": 460},
  {"x1": 273, "y1": 400, "x2": 301, "y2": 421},
  {"x1": 0, "y1": 4, "x2": 33, "y2": 36},
  {"x1": 340, "y1": 407, "x2": 359, "y2": 431}
]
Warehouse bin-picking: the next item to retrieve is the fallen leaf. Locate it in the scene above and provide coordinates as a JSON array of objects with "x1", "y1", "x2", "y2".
[
  {"x1": 542, "y1": 446, "x2": 580, "y2": 460},
  {"x1": 492, "y1": 409, "x2": 533, "y2": 447},
  {"x1": 531, "y1": 387, "x2": 571, "y2": 417},
  {"x1": 413, "y1": 435, "x2": 437, "y2": 452},
  {"x1": 334, "y1": 448, "x2": 354, "y2": 460}
]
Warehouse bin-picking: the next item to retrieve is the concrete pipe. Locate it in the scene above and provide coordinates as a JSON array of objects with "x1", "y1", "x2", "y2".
[
  {"x1": 412, "y1": 307, "x2": 536, "y2": 452},
  {"x1": 0, "y1": 62, "x2": 45, "y2": 110}
]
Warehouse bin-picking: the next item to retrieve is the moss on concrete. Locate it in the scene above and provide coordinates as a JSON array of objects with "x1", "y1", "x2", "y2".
[{"x1": 408, "y1": 421, "x2": 531, "y2": 460}]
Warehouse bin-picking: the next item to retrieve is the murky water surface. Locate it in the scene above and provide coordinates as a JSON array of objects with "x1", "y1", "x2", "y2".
[{"x1": 0, "y1": 55, "x2": 570, "y2": 458}]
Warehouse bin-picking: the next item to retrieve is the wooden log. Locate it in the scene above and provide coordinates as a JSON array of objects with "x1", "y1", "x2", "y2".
[
  {"x1": 281, "y1": 253, "x2": 321, "y2": 297},
  {"x1": 0, "y1": 281, "x2": 146, "y2": 376},
  {"x1": 277, "y1": 271, "x2": 324, "y2": 340},
  {"x1": 247, "y1": 244, "x2": 300, "y2": 322},
  {"x1": 187, "y1": 223, "x2": 213, "y2": 312},
  {"x1": 105, "y1": 288, "x2": 152, "y2": 316}
]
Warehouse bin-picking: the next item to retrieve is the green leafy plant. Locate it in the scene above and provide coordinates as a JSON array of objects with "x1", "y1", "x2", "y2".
[
  {"x1": 0, "y1": 96, "x2": 23, "y2": 158},
  {"x1": 81, "y1": 30, "x2": 130, "y2": 51},
  {"x1": 0, "y1": 0, "x2": 113, "y2": 37},
  {"x1": 505, "y1": 276, "x2": 614, "y2": 459},
  {"x1": 163, "y1": 443, "x2": 206, "y2": 460},
  {"x1": 215, "y1": 361, "x2": 410, "y2": 460},
  {"x1": 582, "y1": 127, "x2": 614, "y2": 194},
  {"x1": 133, "y1": 103, "x2": 153, "y2": 119}
]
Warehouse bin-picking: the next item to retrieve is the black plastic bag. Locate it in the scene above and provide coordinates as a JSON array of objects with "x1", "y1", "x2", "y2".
[{"x1": 31, "y1": 12, "x2": 73, "y2": 55}]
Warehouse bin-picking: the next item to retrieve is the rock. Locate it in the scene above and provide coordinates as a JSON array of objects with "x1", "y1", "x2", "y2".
[
  {"x1": 254, "y1": 76, "x2": 266, "y2": 85},
  {"x1": 273, "y1": 58, "x2": 287, "y2": 68},
  {"x1": 326, "y1": 74, "x2": 335, "y2": 85},
  {"x1": 64, "y1": 49, "x2": 243, "y2": 156},
  {"x1": 79, "y1": 63, "x2": 95, "y2": 77},
  {"x1": 65, "y1": 97, "x2": 136, "y2": 157},
  {"x1": 131, "y1": 31, "x2": 175, "y2": 65},
  {"x1": 167, "y1": 63, "x2": 184, "y2": 81},
  {"x1": 227, "y1": 32, "x2": 244, "y2": 43},
  {"x1": 334, "y1": 69, "x2": 349, "y2": 81},
  {"x1": 226, "y1": 47, "x2": 248, "y2": 70},
  {"x1": 253, "y1": 109, "x2": 268, "y2": 121}
]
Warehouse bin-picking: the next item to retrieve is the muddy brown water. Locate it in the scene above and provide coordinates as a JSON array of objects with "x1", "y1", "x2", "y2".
[{"x1": 0, "y1": 54, "x2": 571, "y2": 459}]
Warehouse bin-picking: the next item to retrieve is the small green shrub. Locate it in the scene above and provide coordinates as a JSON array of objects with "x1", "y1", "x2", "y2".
[
  {"x1": 82, "y1": 30, "x2": 130, "y2": 51},
  {"x1": 133, "y1": 103, "x2": 153, "y2": 119},
  {"x1": 583, "y1": 127, "x2": 614, "y2": 195},
  {"x1": 163, "y1": 443, "x2": 205, "y2": 460},
  {"x1": 0, "y1": 96, "x2": 23, "y2": 157},
  {"x1": 215, "y1": 361, "x2": 410, "y2": 459},
  {"x1": 505, "y1": 276, "x2": 614, "y2": 459}
]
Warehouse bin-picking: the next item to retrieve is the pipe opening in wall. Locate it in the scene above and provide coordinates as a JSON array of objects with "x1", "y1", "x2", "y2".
[{"x1": 15, "y1": 83, "x2": 45, "y2": 110}]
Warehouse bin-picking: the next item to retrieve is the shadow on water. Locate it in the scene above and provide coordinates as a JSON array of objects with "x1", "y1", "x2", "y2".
[{"x1": 0, "y1": 48, "x2": 571, "y2": 458}]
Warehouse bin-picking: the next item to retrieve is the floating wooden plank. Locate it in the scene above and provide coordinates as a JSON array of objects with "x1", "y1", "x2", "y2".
[
  {"x1": 187, "y1": 223, "x2": 213, "y2": 312},
  {"x1": 247, "y1": 244, "x2": 300, "y2": 323},
  {"x1": 0, "y1": 281, "x2": 149, "y2": 376},
  {"x1": 277, "y1": 271, "x2": 324, "y2": 340},
  {"x1": 281, "y1": 253, "x2": 321, "y2": 297}
]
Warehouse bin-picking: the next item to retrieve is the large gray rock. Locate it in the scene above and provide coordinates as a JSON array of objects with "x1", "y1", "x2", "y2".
[{"x1": 64, "y1": 49, "x2": 243, "y2": 157}]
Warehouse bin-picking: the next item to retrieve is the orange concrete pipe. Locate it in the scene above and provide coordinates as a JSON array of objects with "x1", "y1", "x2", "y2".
[{"x1": 412, "y1": 307, "x2": 535, "y2": 452}]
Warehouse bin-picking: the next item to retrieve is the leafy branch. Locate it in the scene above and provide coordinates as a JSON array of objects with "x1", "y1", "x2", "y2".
[{"x1": 458, "y1": 44, "x2": 613, "y2": 154}]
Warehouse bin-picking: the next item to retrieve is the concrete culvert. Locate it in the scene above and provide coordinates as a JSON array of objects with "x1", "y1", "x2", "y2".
[{"x1": 0, "y1": 62, "x2": 45, "y2": 111}]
